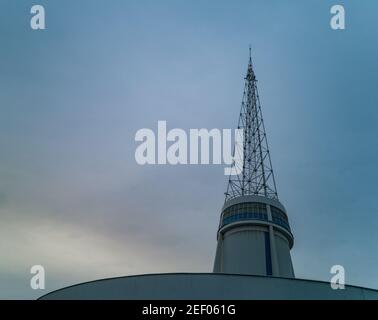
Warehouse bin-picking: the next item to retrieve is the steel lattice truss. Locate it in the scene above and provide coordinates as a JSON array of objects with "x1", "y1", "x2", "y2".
[{"x1": 225, "y1": 53, "x2": 278, "y2": 201}]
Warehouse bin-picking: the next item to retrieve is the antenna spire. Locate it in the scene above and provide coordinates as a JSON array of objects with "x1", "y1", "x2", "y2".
[{"x1": 225, "y1": 51, "x2": 278, "y2": 201}]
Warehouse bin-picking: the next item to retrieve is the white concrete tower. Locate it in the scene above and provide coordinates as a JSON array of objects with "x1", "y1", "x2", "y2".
[{"x1": 213, "y1": 50, "x2": 295, "y2": 278}]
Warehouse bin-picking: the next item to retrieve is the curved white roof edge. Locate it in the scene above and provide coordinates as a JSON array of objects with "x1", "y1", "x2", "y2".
[{"x1": 39, "y1": 273, "x2": 378, "y2": 300}]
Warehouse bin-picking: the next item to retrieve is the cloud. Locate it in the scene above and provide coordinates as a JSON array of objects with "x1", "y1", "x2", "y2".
[{"x1": 0, "y1": 202, "x2": 211, "y2": 299}]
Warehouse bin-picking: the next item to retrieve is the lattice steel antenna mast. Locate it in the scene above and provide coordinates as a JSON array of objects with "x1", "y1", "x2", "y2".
[{"x1": 225, "y1": 48, "x2": 278, "y2": 202}]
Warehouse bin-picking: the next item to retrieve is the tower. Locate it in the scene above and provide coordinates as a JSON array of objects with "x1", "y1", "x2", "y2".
[{"x1": 213, "y1": 50, "x2": 295, "y2": 278}]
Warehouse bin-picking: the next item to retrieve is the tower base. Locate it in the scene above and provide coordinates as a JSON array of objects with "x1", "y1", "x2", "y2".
[{"x1": 213, "y1": 195, "x2": 294, "y2": 278}]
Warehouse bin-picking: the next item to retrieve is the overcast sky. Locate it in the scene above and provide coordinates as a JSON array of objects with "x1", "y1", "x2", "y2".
[{"x1": 1, "y1": 0, "x2": 378, "y2": 299}]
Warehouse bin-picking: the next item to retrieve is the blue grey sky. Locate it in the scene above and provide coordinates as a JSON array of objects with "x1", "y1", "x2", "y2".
[{"x1": 1, "y1": 0, "x2": 378, "y2": 299}]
